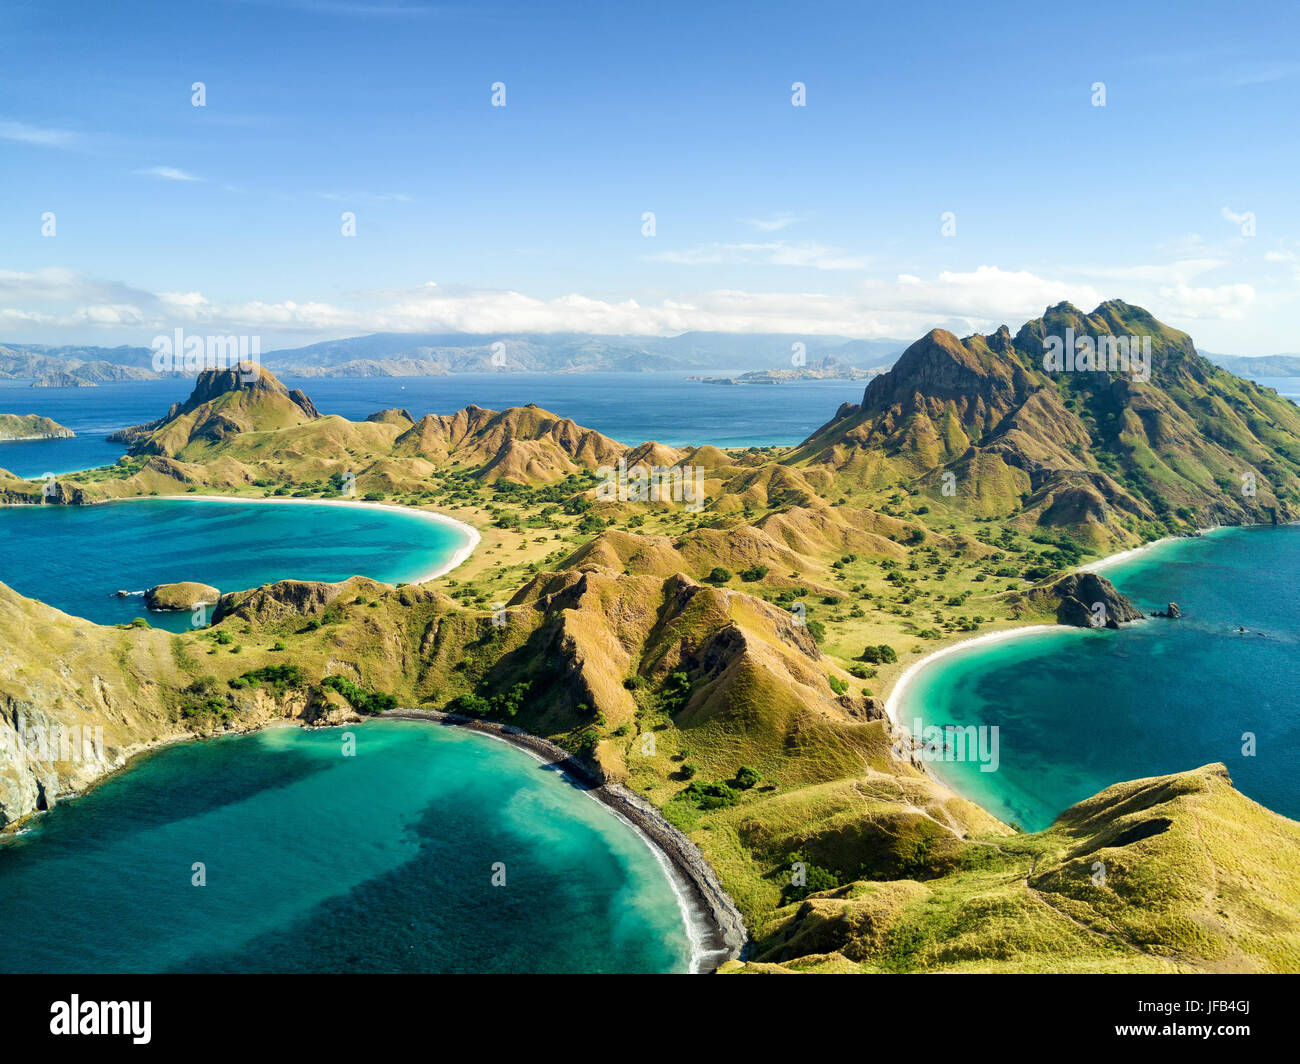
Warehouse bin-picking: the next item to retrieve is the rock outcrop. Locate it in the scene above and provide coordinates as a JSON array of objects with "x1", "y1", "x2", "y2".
[
  {"x1": 1007, "y1": 571, "x2": 1145, "y2": 629},
  {"x1": 144, "y1": 582, "x2": 221, "y2": 612},
  {"x1": 109, "y1": 365, "x2": 319, "y2": 454},
  {"x1": 1045, "y1": 572, "x2": 1144, "y2": 629}
]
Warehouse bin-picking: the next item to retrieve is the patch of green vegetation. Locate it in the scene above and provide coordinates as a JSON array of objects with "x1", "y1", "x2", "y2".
[
  {"x1": 177, "y1": 675, "x2": 235, "y2": 727},
  {"x1": 322, "y1": 674, "x2": 397, "y2": 714},
  {"x1": 446, "y1": 680, "x2": 532, "y2": 719},
  {"x1": 229, "y1": 664, "x2": 306, "y2": 690}
]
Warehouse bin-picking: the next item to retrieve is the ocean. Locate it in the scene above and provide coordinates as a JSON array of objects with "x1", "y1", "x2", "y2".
[
  {"x1": 894, "y1": 525, "x2": 1300, "y2": 831},
  {"x1": 0, "y1": 721, "x2": 694, "y2": 973}
]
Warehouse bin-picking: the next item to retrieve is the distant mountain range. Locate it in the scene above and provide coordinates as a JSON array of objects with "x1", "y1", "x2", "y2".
[
  {"x1": 258, "y1": 331, "x2": 906, "y2": 377},
  {"x1": 686, "y1": 355, "x2": 884, "y2": 385},
  {"x1": 11, "y1": 334, "x2": 1300, "y2": 390},
  {"x1": 0, "y1": 333, "x2": 907, "y2": 384},
  {"x1": 1199, "y1": 350, "x2": 1300, "y2": 377},
  {"x1": 0, "y1": 343, "x2": 159, "y2": 387}
]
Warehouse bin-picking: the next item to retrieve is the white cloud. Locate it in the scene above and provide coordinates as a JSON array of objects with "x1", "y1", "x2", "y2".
[
  {"x1": 0, "y1": 118, "x2": 82, "y2": 149},
  {"x1": 1221, "y1": 206, "x2": 1254, "y2": 227},
  {"x1": 70, "y1": 304, "x2": 149, "y2": 326},
  {"x1": 862, "y1": 265, "x2": 1103, "y2": 323},
  {"x1": 0, "y1": 265, "x2": 1269, "y2": 348},
  {"x1": 647, "y1": 240, "x2": 871, "y2": 271},
  {"x1": 318, "y1": 190, "x2": 414, "y2": 202},
  {"x1": 0, "y1": 267, "x2": 152, "y2": 306},
  {"x1": 1224, "y1": 61, "x2": 1300, "y2": 86},
  {"x1": 1157, "y1": 282, "x2": 1256, "y2": 319},
  {"x1": 740, "y1": 213, "x2": 803, "y2": 232},
  {"x1": 1069, "y1": 259, "x2": 1225, "y2": 283},
  {"x1": 136, "y1": 166, "x2": 204, "y2": 182}
]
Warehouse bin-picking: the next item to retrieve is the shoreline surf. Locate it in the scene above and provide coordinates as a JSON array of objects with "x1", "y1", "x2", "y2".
[{"x1": 882, "y1": 523, "x2": 1276, "y2": 829}]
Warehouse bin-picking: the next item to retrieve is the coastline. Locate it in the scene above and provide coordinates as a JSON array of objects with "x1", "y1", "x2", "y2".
[
  {"x1": 0, "y1": 707, "x2": 738, "y2": 972},
  {"x1": 386, "y1": 709, "x2": 749, "y2": 973},
  {"x1": 878, "y1": 524, "x2": 1271, "y2": 829},
  {"x1": 147, "y1": 495, "x2": 482, "y2": 583},
  {"x1": 7, "y1": 493, "x2": 483, "y2": 584},
  {"x1": 882, "y1": 624, "x2": 1062, "y2": 727},
  {"x1": 1077, "y1": 525, "x2": 1227, "y2": 576},
  {"x1": 884, "y1": 527, "x2": 1239, "y2": 727},
  {"x1": 2, "y1": 707, "x2": 746, "y2": 974}
]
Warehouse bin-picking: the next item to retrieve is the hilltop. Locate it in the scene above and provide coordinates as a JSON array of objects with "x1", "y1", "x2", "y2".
[
  {"x1": 0, "y1": 413, "x2": 74, "y2": 442},
  {"x1": 733, "y1": 763, "x2": 1300, "y2": 973},
  {"x1": 794, "y1": 300, "x2": 1300, "y2": 549}
]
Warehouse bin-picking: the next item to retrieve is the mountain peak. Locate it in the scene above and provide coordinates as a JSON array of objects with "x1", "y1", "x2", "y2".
[
  {"x1": 862, "y1": 326, "x2": 1014, "y2": 408},
  {"x1": 109, "y1": 365, "x2": 320, "y2": 455},
  {"x1": 179, "y1": 364, "x2": 317, "y2": 417}
]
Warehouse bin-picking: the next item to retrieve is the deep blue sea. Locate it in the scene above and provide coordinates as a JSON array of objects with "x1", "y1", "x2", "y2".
[
  {"x1": 0, "y1": 372, "x2": 865, "y2": 478},
  {"x1": 897, "y1": 525, "x2": 1300, "y2": 831},
  {"x1": 0, "y1": 721, "x2": 695, "y2": 973}
]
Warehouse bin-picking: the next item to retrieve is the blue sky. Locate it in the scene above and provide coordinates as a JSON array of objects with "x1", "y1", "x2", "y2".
[{"x1": 2, "y1": 0, "x2": 1298, "y2": 352}]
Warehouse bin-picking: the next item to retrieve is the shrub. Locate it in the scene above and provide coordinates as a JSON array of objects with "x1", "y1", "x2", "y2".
[
  {"x1": 662, "y1": 671, "x2": 692, "y2": 712},
  {"x1": 447, "y1": 693, "x2": 492, "y2": 716},
  {"x1": 734, "y1": 765, "x2": 761, "y2": 790},
  {"x1": 781, "y1": 858, "x2": 841, "y2": 903},
  {"x1": 322, "y1": 675, "x2": 397, "y2": 715},
  {"x1": 448, "y1": 681, "x2": 532, "y2": 720},
  {"x1": 233, "y1": 664, "x2": 305, "y2": 690},
  {"x1": 682, "y1": 780, "x2": 739, "y2": 809}
]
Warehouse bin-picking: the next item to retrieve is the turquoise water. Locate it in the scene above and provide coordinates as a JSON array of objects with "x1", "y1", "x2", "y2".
[
  {"x1": 898, "y1": 526, "x2": 1300, "y2": 830},
  {"x1": 0, "y1": 721, "x2": 694, "y2": 973},
  {"x1": 0, "y1": 498, "x2": 467, "y2": 630}
]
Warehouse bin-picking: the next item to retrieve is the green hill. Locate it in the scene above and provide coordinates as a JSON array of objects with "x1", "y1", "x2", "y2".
[{"x1": 793, "y1": 301, "x2": 1300, "y2": 550}]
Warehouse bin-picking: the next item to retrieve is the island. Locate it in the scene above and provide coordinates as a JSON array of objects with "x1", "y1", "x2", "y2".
[
  {"x1": 3, "y1": 299, "x2": 1299, "y2": 974},
  {"x1": 0, "y1": 412, "x2": 75, "y2": 441},
  {"x1": 687, "y1": 355, "x2": 884, "y2": 385}
]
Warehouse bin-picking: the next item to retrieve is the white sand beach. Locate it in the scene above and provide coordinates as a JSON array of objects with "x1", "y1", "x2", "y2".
[{"x1": 882, "y1": 624, "x2": 1062, "y2": 726}]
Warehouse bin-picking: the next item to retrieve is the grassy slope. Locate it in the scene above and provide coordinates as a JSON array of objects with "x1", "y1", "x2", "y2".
[{"x1": 738, "y1": 764, "x2": 1300, "y2": 973}]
